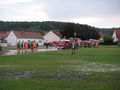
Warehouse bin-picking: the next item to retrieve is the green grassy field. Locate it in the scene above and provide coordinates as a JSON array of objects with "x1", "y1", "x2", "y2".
[{"x1": 0, "y1": 46, "x2": 120, "y2": 90}]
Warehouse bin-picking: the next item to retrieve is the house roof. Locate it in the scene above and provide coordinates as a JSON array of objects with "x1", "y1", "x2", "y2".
[
  {"x1": 0, "y1": 31, "x2": 10, "y2": 38},
  {"x1": 12, "y1": 31, "x2": 43, "y2": 39},
  {"x1": 116, "y1": 30, "x2": 120, "y2": 39},
  {"x1": 44, "y1": 32, "x2": 49, "y2": 35},
  {"x1": 0, "y1": 31, "x2": 43, "y2": 39},
  {"x1": 54, "y1": 32, "x2": 62, "y2": 38},
  {"x1": 44, "y1": 31, "x2": 62, "y2": 38}
]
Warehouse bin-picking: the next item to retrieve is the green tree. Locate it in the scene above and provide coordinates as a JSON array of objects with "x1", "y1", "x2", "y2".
[
  {"x1": 103, "y1": 36, "x2": 114, "y2": 45},
  {"x1": 60, "y1": 23, "x2": 100, "y2": 40}
]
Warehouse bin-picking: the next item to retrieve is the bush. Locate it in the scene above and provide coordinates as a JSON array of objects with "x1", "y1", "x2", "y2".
[{"x1": 103, "y1": 36, "x2": 115, "y2": 45}]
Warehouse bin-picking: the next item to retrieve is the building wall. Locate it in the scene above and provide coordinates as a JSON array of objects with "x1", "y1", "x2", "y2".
[
  {"x1": 6, "y1": 31, "x2": 17, "y2": 46},
  {"x1": 6, "y1": 31, "x2": 44, "y2": 46},
  {"x1": 112, "y1": 31, "x2": 118, "y2": 42},
  {"x1": 44, "y1": 31, "x2": 60, "y2": 42},
  {"x1": 18, "y1": 38, "x2": 44, "y2": 45}
]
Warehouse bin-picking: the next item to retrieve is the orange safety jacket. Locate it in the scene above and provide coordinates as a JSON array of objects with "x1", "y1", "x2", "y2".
[
  {"x1": 33, "y1": 42, "x2": 37, "y2": 48},
  {"x1": 24, "y1": 43, "x2": 28, "y2": 49},
  {"x1": 96, "y1": 42, "x2": 99, "y2": 46}
]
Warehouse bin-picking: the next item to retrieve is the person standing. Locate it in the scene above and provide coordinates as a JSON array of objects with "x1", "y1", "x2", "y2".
[
  {"x1": 30, "y1": 42, "x2": 34, "y2": 52},
  {"x1": 71, "y1": 40, "x2": 76, "y2": 55},
  {"x1": 45, "y1": 40, "x2": 49, "y2": 49},
  {"x1": 95, "y1": 41, "x2": 99, "y2": 47},
  {"x1": 21, "y1": 41, "x2": 24, "y2": 54},
  {"x1": 33, "y1": 41, "x2": 37, "y2": 52},
  {"x1": 24, "y1": 42, "x2": 28, "y2": 53},
  {"x1": 17, "y1": 41, "x2": 21, "y2": 54}
]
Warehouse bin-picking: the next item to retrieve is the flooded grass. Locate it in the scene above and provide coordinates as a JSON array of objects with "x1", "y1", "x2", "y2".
[
  {"x1": 0, "y1": 70, "x2": 119, "y2": 83},
  {"x1": 0, "y1": 46, "x2": 120, "y2": 90},
  {"x1": 0, "y1": 48, "x2": 58, "y2": 56}
]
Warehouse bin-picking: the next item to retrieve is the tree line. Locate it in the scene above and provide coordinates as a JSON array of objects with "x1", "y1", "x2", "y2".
[
  {"x1": 0, "y1": 21, "x2": 119, "y2": 40},
  {"x1": 0, "y1": 21, "x2": 67, "y2": 35}
]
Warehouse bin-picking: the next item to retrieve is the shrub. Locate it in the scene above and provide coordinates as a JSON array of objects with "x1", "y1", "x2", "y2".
[{"x1": 103, "y1": 36, "x2": 115, "y2": 45}]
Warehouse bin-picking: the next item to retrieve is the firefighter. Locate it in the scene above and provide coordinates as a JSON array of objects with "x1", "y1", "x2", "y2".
[
  {"x1": 24, "y1": 42, "x2": 28, "y2": 53},
  {"x1": 71, "y1": 40, "x2": 76, "y2": 55},
  {"x1": 33, "y1": 41, "x2": 37, "y2": 52},
  {"x1": 17, "y1": 41, "x2": 21, "y2": 54},
  {"x1": 45, "y1": 40, "x2": 49, "y2": 49},
  {"x1": 30, "y1": 42, "x2": 34, "y2": 52},
  {"x1": 21, "y1": 41, "x2": 24, "y2": 54},
  {"x1": 95, "y1": 41, "x2": 99, "y2": 47}
]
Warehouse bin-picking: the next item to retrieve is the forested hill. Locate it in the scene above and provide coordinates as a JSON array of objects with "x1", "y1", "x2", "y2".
[
  {"x1": 0, "y1": 21, "x2": 67, "y2": 35},
  {"x1": 99, "y1": 28, "x2": 120, "y2": 36},
  {"x1": 0, "y1": 21, "x2": 119, "y2": 36}
]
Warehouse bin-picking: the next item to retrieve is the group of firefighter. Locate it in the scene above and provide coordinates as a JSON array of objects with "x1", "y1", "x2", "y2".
[
  {"x1": 17, "y1": 41, "x2": 38, "y2": 53},
  {"x1": 16, "y1": 40, "x2": 99, "y2": 53}
]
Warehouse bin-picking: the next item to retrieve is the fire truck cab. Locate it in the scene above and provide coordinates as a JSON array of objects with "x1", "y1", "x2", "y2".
[{"x1": 57, "y1": 39, "x2": 71, "y2": 49}]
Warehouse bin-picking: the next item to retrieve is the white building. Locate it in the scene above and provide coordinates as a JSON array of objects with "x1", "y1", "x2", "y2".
[
  {"x1": 0, "y1": 30, "x2": 44, "y2": 46},
  {"x1": 112, "y1": 30, "x2": 120, "y2": 43},
  {"x1": 43, "y1": 31, "x2": 61, "y2": 42}
]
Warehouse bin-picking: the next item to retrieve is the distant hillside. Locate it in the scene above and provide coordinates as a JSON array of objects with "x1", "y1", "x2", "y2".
[
  {"x1": 99, "y1": 28, "x2": 120, "y2": 36},
  {"x1": 0, "y1": 21, "x2": 119, "y2": 36},
  {"x1": 0, "y1": 21, "x2": 67, "y2": 35}
]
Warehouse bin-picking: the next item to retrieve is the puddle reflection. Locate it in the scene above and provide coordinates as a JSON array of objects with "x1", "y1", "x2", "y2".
[{"x1": 0, "y1": 48, "x2": 58, "y2": 56}]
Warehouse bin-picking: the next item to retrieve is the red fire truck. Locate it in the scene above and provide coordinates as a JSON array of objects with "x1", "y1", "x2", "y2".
[
  {"x1": 57, "y1": 39, "x2": 71, "y2": 49},
  {"x1": 57, "y1": 38, "x2": 81, "y2": 49}
]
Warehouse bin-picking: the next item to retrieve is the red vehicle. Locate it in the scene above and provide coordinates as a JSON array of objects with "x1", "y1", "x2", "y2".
[
  {"x1": 51, "y1": 41, "x2": 58, "y2": 46},
  {"x1": 75, "y1": 38, "x2": 81, "y2": 44},
  {"x1": 57, "y1": 39, "x2": 71, "y2": 49},
  {"x1": 57, "y1": 38, "x2": 81, "y2": 49}
]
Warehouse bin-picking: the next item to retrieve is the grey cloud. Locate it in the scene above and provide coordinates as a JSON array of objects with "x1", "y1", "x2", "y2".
[
  {"x1": 0, "y1": 0, "x2": 120, "y2": 28},
  {"x1": 40, "y1": 0, "x2": 120, "y2": 19}
]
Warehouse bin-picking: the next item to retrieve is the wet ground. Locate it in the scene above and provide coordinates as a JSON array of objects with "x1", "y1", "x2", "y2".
[
  {"x1": 0, "y1": 47, "x2": 58, "y2": 56},
  {"x1": 0, "y1": 70, "x2": 119, "y2": 82},
  {"x1": 0, "y1": 71, "x2": 85, "y2": 81}
]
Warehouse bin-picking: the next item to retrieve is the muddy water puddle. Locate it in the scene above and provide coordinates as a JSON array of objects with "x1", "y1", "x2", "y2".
[
  {"x1": 0, "y1": 70, "x2": 119, "y2": 82},
  {"x1": 0, "y1": 70, "x2": 85, "y2": 81},
  {"x1": 0, "y1": 48, "x2": 58, "y2": 56}
]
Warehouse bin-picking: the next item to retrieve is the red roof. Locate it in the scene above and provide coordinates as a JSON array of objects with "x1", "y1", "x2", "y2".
[
  {"x1": 55, "y1": 32, "x2": 62, "y2": 38},
  {"x1": 116, "y1": 30, "x2": 120, "y2": 39},
  {"x1": 0, "y1": 31, "x2": 10, "y2": 38},
  {"x1": 0, "y1": 31, "x2": 43, "y2": 39},
  {"x1": 44, "y1": 32, "x2": 49, "y2": 35},
  {"x1": 12, "y1": 31, "x2": 43, "y2": 39}
]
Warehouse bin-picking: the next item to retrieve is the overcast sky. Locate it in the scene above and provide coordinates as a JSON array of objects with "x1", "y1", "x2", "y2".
[{"x1": 0, "y1": 0, "x2": 120, "y2": 28}]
